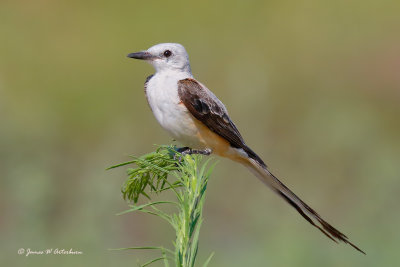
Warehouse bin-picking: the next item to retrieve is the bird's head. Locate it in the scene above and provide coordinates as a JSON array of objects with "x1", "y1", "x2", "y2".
[{"x1": 127, "y1": 43, "x2": 191, "y2": 73}]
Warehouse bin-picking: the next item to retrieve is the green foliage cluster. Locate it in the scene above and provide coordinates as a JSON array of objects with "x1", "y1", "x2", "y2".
[{"x1": 109, "y1": 146, "x2": 216, "y2": 267}]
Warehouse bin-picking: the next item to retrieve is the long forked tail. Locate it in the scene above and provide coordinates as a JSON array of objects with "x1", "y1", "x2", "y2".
[{"x1": 242, "y1": 156, "x2": 365, "y2": 254}]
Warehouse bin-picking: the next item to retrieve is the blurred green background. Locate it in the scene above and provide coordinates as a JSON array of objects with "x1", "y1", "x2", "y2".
[{"x1": 1, "y1": 0, "x2": 399, "y2": 266}]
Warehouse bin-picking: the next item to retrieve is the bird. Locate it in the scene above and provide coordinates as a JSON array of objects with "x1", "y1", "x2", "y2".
[{"x1": 127, "y1": 43, "x2": 365, "y2": 254}]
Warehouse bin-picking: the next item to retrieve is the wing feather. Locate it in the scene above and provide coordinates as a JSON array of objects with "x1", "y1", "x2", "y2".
[{"x1": 177, "y1": 78, "x2": 263, "y2": 164}]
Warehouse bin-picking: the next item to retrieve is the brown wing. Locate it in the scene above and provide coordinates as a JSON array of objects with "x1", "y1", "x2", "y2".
[{"x1": 178, "y1": 78, "x2": 264, "y2": 165}]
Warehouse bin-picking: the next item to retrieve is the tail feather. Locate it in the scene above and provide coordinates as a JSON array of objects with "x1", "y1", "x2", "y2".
[{"x1": 243, "y1": 157, "x2": 365, "y2": 254}]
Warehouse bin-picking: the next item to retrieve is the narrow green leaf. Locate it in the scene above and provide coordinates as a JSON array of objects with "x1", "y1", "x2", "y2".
[
  {"x1": 135, "y1": 157, "x2": 170, "y2": 174},
  {"x1": 107, "y1": 160, "x2": 137, "y2": 170},
  {"x1": 116, "y1": 201, "x2": 178, "y2": 216},
  {"x1": 161, "y1": 248, "x2": 170, "y2": 267},
  {"x1": 109, "y1": 246, "x2": 173, "y2": 254},
  {"x1": 140, "y1": 257, "x2": 165, "y2": 267},
  {"x1": 135, "y1": 209, "x2": 173, "y2": 226},
  {"x1": 189, "y1": 218, "x2": 203, "y2": 266},
  {"x1": 202, "y1": 252, "x2": 215, "y2": 267}
]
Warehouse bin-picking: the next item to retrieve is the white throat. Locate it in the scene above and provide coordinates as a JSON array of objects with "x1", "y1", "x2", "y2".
[{"x1": 149, "y1": 60, "x2": 192, "y2": 74}]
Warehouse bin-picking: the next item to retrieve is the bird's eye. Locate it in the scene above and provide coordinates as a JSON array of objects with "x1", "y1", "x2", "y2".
[{"x1": 163, "y1": 50, "x2": 172, "y2": 57}]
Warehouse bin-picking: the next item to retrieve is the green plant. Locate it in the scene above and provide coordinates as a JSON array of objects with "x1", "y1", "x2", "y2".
[{"x1": 109, "y1": 145, "x2": 216, "y2": 267}]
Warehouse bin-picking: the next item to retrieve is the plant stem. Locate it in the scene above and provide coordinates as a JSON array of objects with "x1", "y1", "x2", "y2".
[
  {"x1": 175, "y1": 156, "x2": 210, "y2": 267},
  {"x1": 111, "y1": 146, "x2": 215, "y2": 267}
]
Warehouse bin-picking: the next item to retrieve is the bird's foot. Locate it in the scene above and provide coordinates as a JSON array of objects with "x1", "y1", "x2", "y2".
[
  {"x1": 175, "y1": 147, "x2": 191, "y2": 154},
  {"x1": 173, "y1": 147, "x2": 212, "y2": 161},
  {"x1": 173, "y1": 147, "x2": 189, "y2": 161},
  {"x1": 188, "y1": 148, "x2": 212, "y2": 156}
]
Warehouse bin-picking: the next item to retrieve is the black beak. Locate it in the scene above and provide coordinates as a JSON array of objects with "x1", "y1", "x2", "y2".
[{"x1": 127, "y1": 51, "x2": 154, "y2": 60}]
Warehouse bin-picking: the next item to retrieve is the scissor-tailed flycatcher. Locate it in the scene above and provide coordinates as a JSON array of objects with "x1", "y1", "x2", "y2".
[{"x1": 127, "y1": 43, "x2": 364, "y2": 254}]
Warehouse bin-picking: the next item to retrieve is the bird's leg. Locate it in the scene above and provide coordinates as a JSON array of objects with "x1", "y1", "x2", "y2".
[
  {"x1": 189, "y1": 148, "x2": 212, "y2": 156},
  {"x1": 174, "y1": 147, "x2": 212, "y2": 161}
]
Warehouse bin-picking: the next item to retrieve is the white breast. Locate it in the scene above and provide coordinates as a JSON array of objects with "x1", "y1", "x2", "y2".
[{"x1": 145, "y1": 71, "x2": 203, "y2": 147}]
